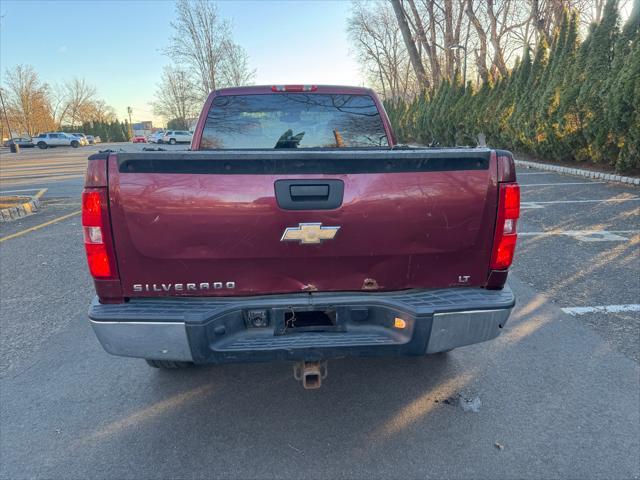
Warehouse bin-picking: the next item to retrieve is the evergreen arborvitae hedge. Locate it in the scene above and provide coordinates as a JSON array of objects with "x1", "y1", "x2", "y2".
[
  {"x1": 385, "y1": 1, "x2": 640, "y2": 173},
  {"x1": 61, "y1": 120, "x2": 129, "y2": 142}
]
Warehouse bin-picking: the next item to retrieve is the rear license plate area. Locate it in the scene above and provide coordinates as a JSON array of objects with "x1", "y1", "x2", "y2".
[{"x1": 282, "y1": 309, "x2": 340, "y2": 333}]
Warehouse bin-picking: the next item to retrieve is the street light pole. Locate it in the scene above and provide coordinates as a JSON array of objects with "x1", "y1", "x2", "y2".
[
  {"x1": 463, "y1": 49, "x2": 467, "y2": 91},
  {"x1": 127, "y1": 106, "x2": 133, "y2": 139}
]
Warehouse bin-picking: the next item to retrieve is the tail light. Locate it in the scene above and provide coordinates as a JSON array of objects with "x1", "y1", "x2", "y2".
[
  {"x1": 82, "y1": 188, "x2": 117, "y2": 279},
  {"x1": 490, "y1": 183, "x2": 520, "y2": 270}
]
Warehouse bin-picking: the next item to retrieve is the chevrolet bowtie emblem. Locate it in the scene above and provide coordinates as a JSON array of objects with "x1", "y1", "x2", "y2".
[{"x1": 281, "y1": 223, "x2": 340, "y2": 245}]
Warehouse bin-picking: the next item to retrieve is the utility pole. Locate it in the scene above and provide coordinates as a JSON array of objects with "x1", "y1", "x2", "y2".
[{"x1": 127, "y1": 106, "x2": 133, "y2": 139}]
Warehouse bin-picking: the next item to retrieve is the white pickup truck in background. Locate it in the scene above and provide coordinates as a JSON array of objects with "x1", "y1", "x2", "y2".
[{"x1": 33, "y1": 132, "x2": 82, "y2": 149}]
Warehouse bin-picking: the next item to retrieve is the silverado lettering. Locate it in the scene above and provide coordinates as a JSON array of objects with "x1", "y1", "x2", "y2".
[
  {"x1": 132, "y1": 282, "x2": 236, "y2": 292},
  {"x1": 84, "y1": 85, "x2": 519, "y2": 389}
]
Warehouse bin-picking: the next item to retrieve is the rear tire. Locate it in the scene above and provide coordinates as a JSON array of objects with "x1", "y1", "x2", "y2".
[
  {"x1": 145, "y1": 359, "x2": 194, "y2": 369},
  {"x1": 169, "y1": 138, "x2": 176, "y2": 145},
  {"x1": 37, "y1": 141, "x2": 47, "y2": 149},
  {"x1": 71, "y1": 140, "x2": 79, "y2": 148}
]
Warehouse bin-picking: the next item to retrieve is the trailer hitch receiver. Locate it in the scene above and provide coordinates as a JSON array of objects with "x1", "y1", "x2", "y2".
[{"x1": 293, "y1": 360, "x2": 328, "y2": 389}]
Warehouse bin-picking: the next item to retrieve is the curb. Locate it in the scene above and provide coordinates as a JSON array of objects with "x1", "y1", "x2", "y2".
[
  {"x1": 515, "y1": 159, "x2": 640, "y2": 186},
  {"x1": 0, "y1": 189, "x2": 47, "y2": 223}
]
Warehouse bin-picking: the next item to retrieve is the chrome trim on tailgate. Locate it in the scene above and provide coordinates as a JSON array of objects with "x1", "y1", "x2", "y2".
[{"x1": 90, "y1": 321, "x2": 193, "y2": 361}]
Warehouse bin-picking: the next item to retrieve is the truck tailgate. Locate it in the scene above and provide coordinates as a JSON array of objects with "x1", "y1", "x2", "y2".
[{"x1": 107, "y1": 150, "x2": 499, "y2": 297}]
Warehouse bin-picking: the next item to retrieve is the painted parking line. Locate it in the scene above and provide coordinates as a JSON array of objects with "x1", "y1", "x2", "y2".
[
  {"x1": 0, "y1": 174, "x2": 85, "y2": 186},
  {"x1": 0, "y1": 188, "x2": 47, "y2": 198},
  {"x1": 0, "y1": 188, "x2": 46, "y2": 194},
  {"x1": 561, "y1": 304, "x2": 640, "y2": 316},
  {"x1": 520, "y1": 182, "x2": 607, "y2": 187},
  {"x1": 519, "y1": 230, "x2": 639, "y2": 242},
  {"x1": 0, "y1": 210, "x2": 80, "y2": 242},
  {"x1": 33, "y1": 188, "x2": 47, "y2": 200},
  {"x1": 0, "y1": 165, "x2": 87, "y2": 172},
  {"x1": 1, "y1": 172, "x2": 86, "y2": 180},
  {"x1": 521, "y1": 198, "x2": 640, "y2": 209},
  {"x1": 520, "y1": 202, "x2": 546, "y2": 209}
]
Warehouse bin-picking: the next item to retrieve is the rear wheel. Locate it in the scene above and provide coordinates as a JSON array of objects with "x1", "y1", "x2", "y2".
[
  {"x1": 71, "y1": 140, "x2": 79, "y2": 148},
  {"x1": 145, "y1": 359, "x2": 194, "y2": 369},
  {"x1": 169, "y1": 138, "x2": 177, "y2": 145},
  {"x1": 37, "y1": 141, "x2": 47, "y2": 149}
]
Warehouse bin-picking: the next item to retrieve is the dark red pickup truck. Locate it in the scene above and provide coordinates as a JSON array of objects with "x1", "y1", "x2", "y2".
[{"x1": 84, "y1": 85, "x2": 519, "y2": 388}]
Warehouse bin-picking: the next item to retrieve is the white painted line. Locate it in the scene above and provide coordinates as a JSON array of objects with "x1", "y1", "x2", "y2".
[
  {"x1": 569, "y1": 232, "x2": 629, "y2": 242},
  {"x1": 520, "y1": 182, "x2": 607, "y2": 187},
  {"x1": 0, "y1": 188, "x2": 43, "y2": 194},
  {"x1": 525, "y1": 198, "x2": 640, "y2": 205},
  {"x1": 520, "y1": 202, "x2": 546, "y2": 209},
  {"x1": 561, "y1": 305, "x2": 640, "y2": 316},
  {"x1": 519, "y1": 230, "x2": 639, "y2": 242},
  {"x1": 519, "y1": 229, "x2": 639, "y2": 236}
]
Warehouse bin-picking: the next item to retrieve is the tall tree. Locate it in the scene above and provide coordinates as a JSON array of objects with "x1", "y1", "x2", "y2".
[
  {"x1": 152, "y1": 66, "x2": 201, "y2": 128},
  {"x1": 383, "y1": 3, "x2": 639, "y2": 172},
  {"x1": 578, "y1": 0, "x2": 620, "y2": 163},
  {"x1": 466, "y1": 0, "x2": 491, "y2": 82},
  {"x1": 2, "y1": 65, "x2": 55, "y2": 135},
  {"x1": 348, "y1": 1, "x2": 417, "y2": 100},
  {"x1": 390, "y1": 0, "x2": 430, "y2": 90},
  {"x1": 218, "y1": 42, "x2": 256, "y2": 88},
  {"x1": 61, "y1": 78, "x2": 98, "y2": 127},
  {"x1": 607, "y1": 0, "x2": 639, "y2": 169},
  {"x1": 405, "y1": 0, "x2": 441, "y2": 84},
  {"x1": 166, "y1": 0, "x2": 254, "y2": 96}
]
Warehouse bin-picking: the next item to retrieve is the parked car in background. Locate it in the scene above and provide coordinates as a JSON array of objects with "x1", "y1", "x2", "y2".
[
  {"x1": 3, "y1": 137, "x2": 34, "y2": 148},
  {"x1": 131, "y1": 135, "x2": 147, "y2": 143},
  {"x1": 147, "y1": 131, "x2": 165, "y2": 143},
  {"x1": 33, "y1": 132, "x2": 81, "y2": 149},
  {"x1": 86, "y1": 135, "x2": 96, "y2": 145},
  {"x1": 162, "y1": 130, "x2": 193, "y2": 144},
  {"x1": 71, "y1": 133, "x2": 89, "y2": 146},
  {"x1": 94, "y1": 136, "x2": 101, "y2": 144}
]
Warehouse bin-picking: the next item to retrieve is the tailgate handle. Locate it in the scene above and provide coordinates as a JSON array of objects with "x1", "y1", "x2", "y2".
[
  {"x1": 275, "y1": 179, "x2": 344, "y2": 210},
  {"x1": 290, "y1": 184, "x2": 329, "y2": 199}
]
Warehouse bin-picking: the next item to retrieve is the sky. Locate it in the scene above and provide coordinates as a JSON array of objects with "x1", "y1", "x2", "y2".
[{"x1": 0, "y1": 0, "x2": 364, "y2": 126}]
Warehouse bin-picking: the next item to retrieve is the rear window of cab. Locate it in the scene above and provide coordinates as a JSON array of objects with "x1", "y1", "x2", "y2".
[{"x1": 200, "y1": 93, "x2": 389, "y2": 149}]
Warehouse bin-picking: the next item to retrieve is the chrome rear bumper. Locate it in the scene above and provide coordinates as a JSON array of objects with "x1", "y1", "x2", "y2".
[
  {"x1": 89, "y1": 286, "x2": 514, "y2": 363},
  {"x1": 90, "y1": 321, "x2": 193, "y2": 361}
]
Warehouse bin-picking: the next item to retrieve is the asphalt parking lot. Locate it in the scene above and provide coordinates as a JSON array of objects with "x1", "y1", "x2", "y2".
[{"x1": 1, "y1": 146, "x2": 638, "y2": 479}]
